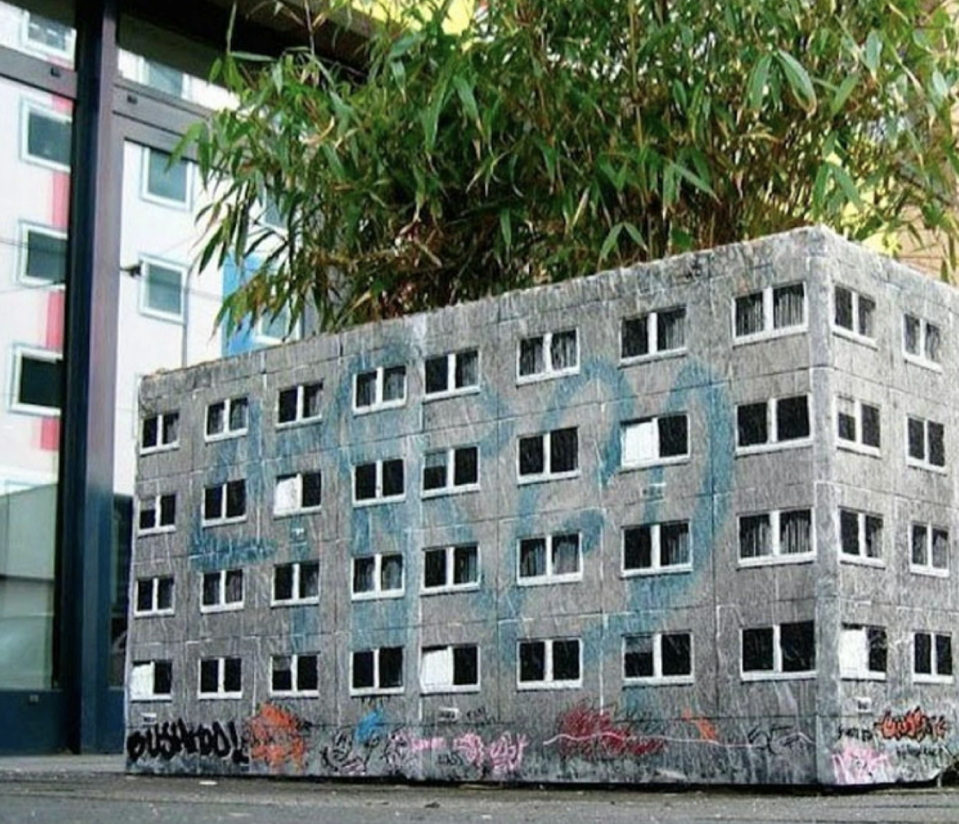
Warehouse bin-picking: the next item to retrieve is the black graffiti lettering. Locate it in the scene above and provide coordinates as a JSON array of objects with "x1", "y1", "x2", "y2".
[{"x1": 126, "y1": 719, "x2": 249, "y2": 765}]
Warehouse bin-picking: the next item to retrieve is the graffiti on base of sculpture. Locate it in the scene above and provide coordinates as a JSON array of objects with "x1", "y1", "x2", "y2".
[
  {"x1": 543, "y1": 703, "x2": 664, "y2": 761},
  {"x1": 126, "y1": 719, "x2": 248, "y2": 766}
]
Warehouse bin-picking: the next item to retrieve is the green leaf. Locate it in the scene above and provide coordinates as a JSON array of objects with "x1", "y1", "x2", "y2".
[
  {"x1": 453, "y1": 75, "x2": 479, "y2": 124},
  {"x1": 499, "y1": 209, "x2": 513, "y2": 253},
  {"x1": 864, "y1": 31, "x2": 882, "y2": 75},
  {"x1": 776, "y1": 49, "x2": 817, "y2": 113},
  {"x1": 830, "y1": 73, "x2": 859, "y2": 116},
  {"x1": 599, "y1": 223, "x2": 623, "y2": 262},
  {"x1": 747, "y1": 54, "x2": 773, "y2": 111}
]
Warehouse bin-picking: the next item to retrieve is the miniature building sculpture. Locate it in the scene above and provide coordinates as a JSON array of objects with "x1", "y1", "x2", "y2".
[{"x1": 126, "y1": 227, "x2": 958, "y2": 785}]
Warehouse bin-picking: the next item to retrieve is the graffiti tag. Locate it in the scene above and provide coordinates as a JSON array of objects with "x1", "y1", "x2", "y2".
[{"x1": 126, "y1": 719, "x2": 248, "y2": 765}]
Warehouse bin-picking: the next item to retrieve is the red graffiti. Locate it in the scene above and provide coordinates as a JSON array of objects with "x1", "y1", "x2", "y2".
[
  {"x1": 681, "y1": 708, "x2": 718, "y2": 743},
  {"x1": 874, "y1": 707, "x2": 948, "y2": 743},
  {"x1": 248, "y1": 704, "x2": 308, "y2": 771},
  {"x1": 546, "y1": 703, "x2": 664, "y2": 760}
]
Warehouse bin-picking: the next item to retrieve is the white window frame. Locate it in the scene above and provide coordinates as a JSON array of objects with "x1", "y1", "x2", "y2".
[
  {"x1": 137, "y1": 493, "x2": 176, "y2": 535},
  {"x1": 129, "y1": 660, "x2": 173, "y2": 701},
  {"x1": 204, "y1": 396, "x2": 249, "y2": 441},
  {"x1": 271, "y1": 560, "x2": 320, "y2": 606},
  {"x1": 424, "y1": 349, "x2": 481, "y2": 399},
  {"x1": 351, "y1": 553, "x2": 405, "y2": 600},
  {"x1": 352, "y1": 458, "x2": 406, "y2": 506},
  {"x1": 21, "y1": 100, "x2": 71, "y2": 172},
  {"x1": 352, "y1": 365, "x2": 407, "y2": 414},
  {"x1": 133, "y1": 575, "x2": 175, "y2": 617},
  {"x1": 276, "y1": 382, "x2": 323, "y2": 427},
  {"x1": 20, "y1": 12, "x2": 75, "y2": 60},
  {"x1": 422, "y1": 445, "x2": 480, "y2": 497},
  {"x1": 910, "y1": 522, "x2": 950, "y2": 578},
  {"x1": 516, "y1": 427, "x2": 579, "y2": 484},
  {"x1": 253, "y1": 308, "x2": 299, "y2": 346},
  {"x1": 419, "y1": 644, "x2": 481, "y2": 694},
  {"x1": 735, "y1": 395, "x2": 812, "y2": 455},
  {"x1": 140, "y1": 411, "x2": 179, "y2": 454},
  {"x1": 516, "y1": 329, "x2": 580, "y2": 383},
  {"x1": 9, "y1": 345, "x2": 62, "y2": 417},
  {"x1": 839, "y1": 624, "x2": 887, "y2": 681},
  {"x1": 732, "y1": 282, "x2": 807, "y2": 344},
  {"x1": 273, "y1": 470, "x2": 322, "y2": 516},
  {"x1": 516, "y1": 637, "x2": 583, "y2": 690},
  {"x1": 737, "y1": 508, "x2": 815, "y2": 566},
  {"x1": 622, "y1": 632, "x2": 694, "y2": 685},
  {"x1": 140, "y1": 145, "x2": 192, "y2": 209},
  {"x1": 912, "y1": 631, "x2": 953, "y2": 684},
  {"x1": 621, "y1": 521, "x2": 692, "y2": 576},
  {"x1": 18, "y1": 222, "x2": 67, "y2": 288},
  {"x1": 350, "y1": 646, "x2": 405, "y2": 696},
  {"x1": 138, "y1": 256, "x2": 187, "y2": 323},
  {"x1": 620, "y1": 306, "x2": 687, "y2": 363},
  {"x1": 201, "y1": 480, "x2": 247, "y2": 526},
  {"x1": 835, "y1": 396, "x2": 881, "y2": 456},
  {"x1": 422, "y1": 544, "x2": 481, "y2": 594},
  {"x1": 832, "y1": 285, "x2": 877, "y2": 345},
  {"x1": 269, "y1": 653, "x2": 320, "y2": 697},
  {"x1": 905, "y1": 415, "x2": 946, "y2": 473},
  {"x1": 741, "y1": 621, "x2": 816, "y2": 682},
  {"x1": 517, "y1": 532, "x2": 582, "y2": 586},
  {"x1": 197, "y1": 656, "x2": 243, "y2": 699},
  {"x1": 838, "y1": 509, "x2": 884, "y2": 567},
  {"x1": 620, "y1": 414, "x2": 690, "y2": 469},
  {"x1": 199, "y1": 569, "x2": 244, "y2": 613},
  {"x1": 902, "y1": 313, "x2": 942, "y2": 372}
]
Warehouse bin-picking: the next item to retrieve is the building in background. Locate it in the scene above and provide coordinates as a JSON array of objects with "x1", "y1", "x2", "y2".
[{"x1": 0, "y1": 0, "x2": 366, "y2": 754}]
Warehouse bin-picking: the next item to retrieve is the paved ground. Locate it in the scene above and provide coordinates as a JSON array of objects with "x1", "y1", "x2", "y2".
[{"x1": 0, "y1": 758, "x2": 955, "y2": 824}]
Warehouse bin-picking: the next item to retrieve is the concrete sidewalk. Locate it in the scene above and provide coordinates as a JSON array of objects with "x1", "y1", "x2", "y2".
[{"x1": 0, "y1": 754, "x2": 124, "y2": 775}]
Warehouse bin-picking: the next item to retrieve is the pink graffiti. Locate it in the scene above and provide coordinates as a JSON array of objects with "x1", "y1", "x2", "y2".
[
  {"x1": 832, "y1": 744, "x2": 890, "y2": 785},
  {"x1": 453, "y1": 732, "x2": 485, "y2": 768},
  {"x1": 487, "y1": 731, "x2": 528, "y2": 778},
  {"x1": 545, "y1": 703, "x2": 665, "y2": 760}
]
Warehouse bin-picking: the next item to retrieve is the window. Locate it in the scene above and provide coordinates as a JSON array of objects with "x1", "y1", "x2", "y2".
[
  {"x1": 517, "y1": 329, "x2": 578, "y2": 380},
  {"x1": 274, "y1": 471, "x2": 322, "y2": 515},
  {"x1": 205, "y1": 397, "x2": 249, "y2": 440},
  {"x1": 621, "y1": 307, "x2": 687, "y2": 360},
  {"x1": 353, "y1": 366, "x2": 407, "y2": 412},
  {"x1": 200, "y1": 569, "x2": 244, "y2": 612},
  {"x1": 733, "y1": 283, "x2": 806, "y2": 340},
  {"x1": 23, "y1": 105, "x2": 71, "y2": 170},
  {"x1": 134, "y1": 576, "x2": 174, "y2": 616},
  {"x1": 738, "y1": 509, "x2": 813, "y2": 563},
  {"x1": 143, "y1": 147, "x2": 190, "y2": 206},
  {"x1": 198, "y1": 657, "x2": 242, "y2": 697},
  {"x1": 351, "y1": 647, "x2": 404, "y2": 694},
  {"x1": 352, "y1": 553, "x2": 404, "y2": 599},
  {"x1": 622, "y1": 521, "x2": 691, "y2": 574},
  {"x1": 141, "y1": 260, "x2": 185, "y2": 321},
  {"x1": 143, "y1": 59, "x2": 185, "y2": 98},
  {"x1": 425, "y1": 349, "x2": 479, "y2": 396},
  {"x1": 270, "y1": 654, "x2": 319, "y2": 695},
  {"x1": 839, "y1": 510, "x2": 883, "y2": 562},
  {"x1": 736, "y1": 395, "x2": 810, "y2": 451},
  {"x1": 20, "y1": 225, "x2": 67, "y2": 286},
  {"x1": 741, "y1": 621, "x2": 815, "y2": 679},
  {"x1": 255, "y1": 307, "x2": 296, "y2": 344},
  {"x1": 130, "y1": 660, "x2": 173, "y2": 700},
  {"x1": 913, "y1": 632, "x2": 953, "y2": 682},
  {"x1": 137, "y1": 493, "x2": 176, "y2": 534},
  {"x1": 903, "y1": 314, "x2": 941, "y2": 368},
  {"x1": 910, "y1": 524, "x2": 949, "y2": 576},
  {"x1": 272, "y1": 561, "x2": 320, "y2": 605},
  {"x1": 23, "y1": 13, "x2": 74, "y2": 57},
  {"x1": 277, "y1": 382, "x2": 323, "y2": 425},
  {"x1": 906, "y1": 416, "x2": 945, "y2": 470},
  {"x1": 518, "y1": 427, "x2": 578, "y2": 481},
  {"x1": 202, "y1": 480, "x2": 247, "y2": 525},
  {"x1": 833, "y1": 286, "x2": 876, "y2": 340},
  {"x1": 420, "y1": 644, "x2": 480, "y2": 693},
  {"x1": 353, "y1": 459, "x2": 405, "y2": 504},
  {"x1": 141, "y1": 411, "x2": 179, "y2": 452},
  {"x1": 423, "y1": 544, "x2": 480, "y2": 592},
  {"x1": 840, "y1": 625, "x2": 887, "y2": 680},
  {"x1": 620, "y1": 414, "x2": 689, "y2": 467},
  {"x1": 423, "y1": 446, "x2": 479, "y2": 494},
  {"x1": 518, "y1": 533, "x2": 582, "y2": 585},
  {"x1": 623, "y1": 632, "x2": 693, "y2": 684},
  {"x1": 12, "y1": 347, "x2": 62, "y2": 414},
  {"x1": 836, "y1": 397, "x2": 880, "y2": 452},
  {"x1": 517, "y1": 638, "x2": 581, "y2": 688}
]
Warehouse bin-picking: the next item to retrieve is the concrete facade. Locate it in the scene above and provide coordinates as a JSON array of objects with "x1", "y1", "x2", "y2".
[{"x1": 126, "y1": 226, "x2": 959, "y2": 785}]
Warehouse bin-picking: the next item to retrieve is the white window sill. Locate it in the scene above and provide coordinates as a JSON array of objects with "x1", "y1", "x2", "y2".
[
  {"x1": 421, "y1": 583, "x2": 481, "y2": 596},
  {"x1": 350, "y1": 687, "x2": 405, "y2": 697},
  {"x1": 903, "y1": 353, "x2": 943, "y2": 373},
  {"x1": 516, "y1": 367, "x2": 580, "y2": 386},
  {"x1": 132, "y1": 609, "x2": 175, "y2": 618},
  {"x1": 832, "y1": 326, "x2": 878, "y2": 349},
  {"x1": 840, "y1": 555, "x2": 884, "y2": 568},
  {"x1": 739, "y1": 553, "x2": 815, "y2": 568},
  {"x1": 141, "y1": 190, "x2": 191, "y2": 211},
  {"x1": 420, "y1": 684, "x2": 481, "y2": 695},
  {"x1": 353, "y1": 494, "x2": 406, "y2": 508},
  {"x1": 517, "y1": 573, "x2": 583, "y2": 587},
  {"x1": 623, "y1": 675, "x2": 694, "y2": 687},
  {"x1": 732, "y1": 326, "x2": 806, "y2": 347},
  {"x1": 137, "y1": 525, "x2": 176, "y2": 537},
  {"x1": 517, "y1": 470, "x2": 581, "y2": 486},
  {"x1": 736, "y1": 439, "x2": 812, "y2": 457},
  {"x1": 741, "y1": 671, "x2": 816, "y2": 682},
  {"x1": 913, "y1": 674, "x2": 954, "y2": 685},
  {"x1": 23, "y1": 153, "x2": 71, "y2": 174},
  {"x1": 619, "y1": 348, "x2": 687, "y2": 367},
  {"x1": 9, "y1": 402, "x2": 60, "y2": 418},
  {"x1": 276, "y1": 417, "x2": 322, "y2": 430},
  {"x1": 197, "y1": 692, "x2": 243, "y2": 700},
  {"x1": 129, "y1": 695, "x2": 173, "y2": 703},
  {"x1": 204, "y1": 430, "x2": 248, "y2": 443},
  {"x1": 517, "y1": 680, "x2": 583, "y2": 691},
  {"x1": 422, "y1": 484, "x2": 480, "y2": 499},
  {"x1": 271, "y1": 598, "x2": 320, "y2": 608},
  {"x1": 423, "y1": 386, "x2": 481, "y2": 403},
  {"x1": 910, "y1": 566, "x2": 949, "y2": 578},
  {"x1": 199, "y1": 603, "x2": 244, "y2": 614},
  {"x1": 139, "y1": 306, "x2": 185, "y2": 325},
  {"x1": 840, "y1": 673, "x2": 886, "y2": 682},
  {"x1": 201, "y1": 516, "x2": 248, "y2": 528},
  {"x1": 353, "y1": 399, "x2": 407, "y2": 416},
  {"x1": 622, "y1": 565, "x2": 692, "y2": 578},
  {"x1": 351, "y1": 590, "x2": 405, "y2": 602},
  {"x1": 620, "y1": 456, "x2": 690, "y2": 472},
  {"x1": 270, "y1": 690, "x2": 320, "y2": 698},
  {"x1": 837, "y1": 441, "x2": 881, "y2": 459},
  {"x1": 139, "y1": 443, "x2": 179, "y2": 456},
  {"x1": 274, "y1": 505, "x2": 322, "y2": 519},
  {"x1": 906, "y1": 459, "x2": 948, "y2": 475}
]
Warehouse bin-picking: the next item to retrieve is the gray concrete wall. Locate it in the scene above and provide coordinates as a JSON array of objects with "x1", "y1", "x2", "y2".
[{"x1": 125, "y1": 227, "x2": 959, "y2": 785}]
